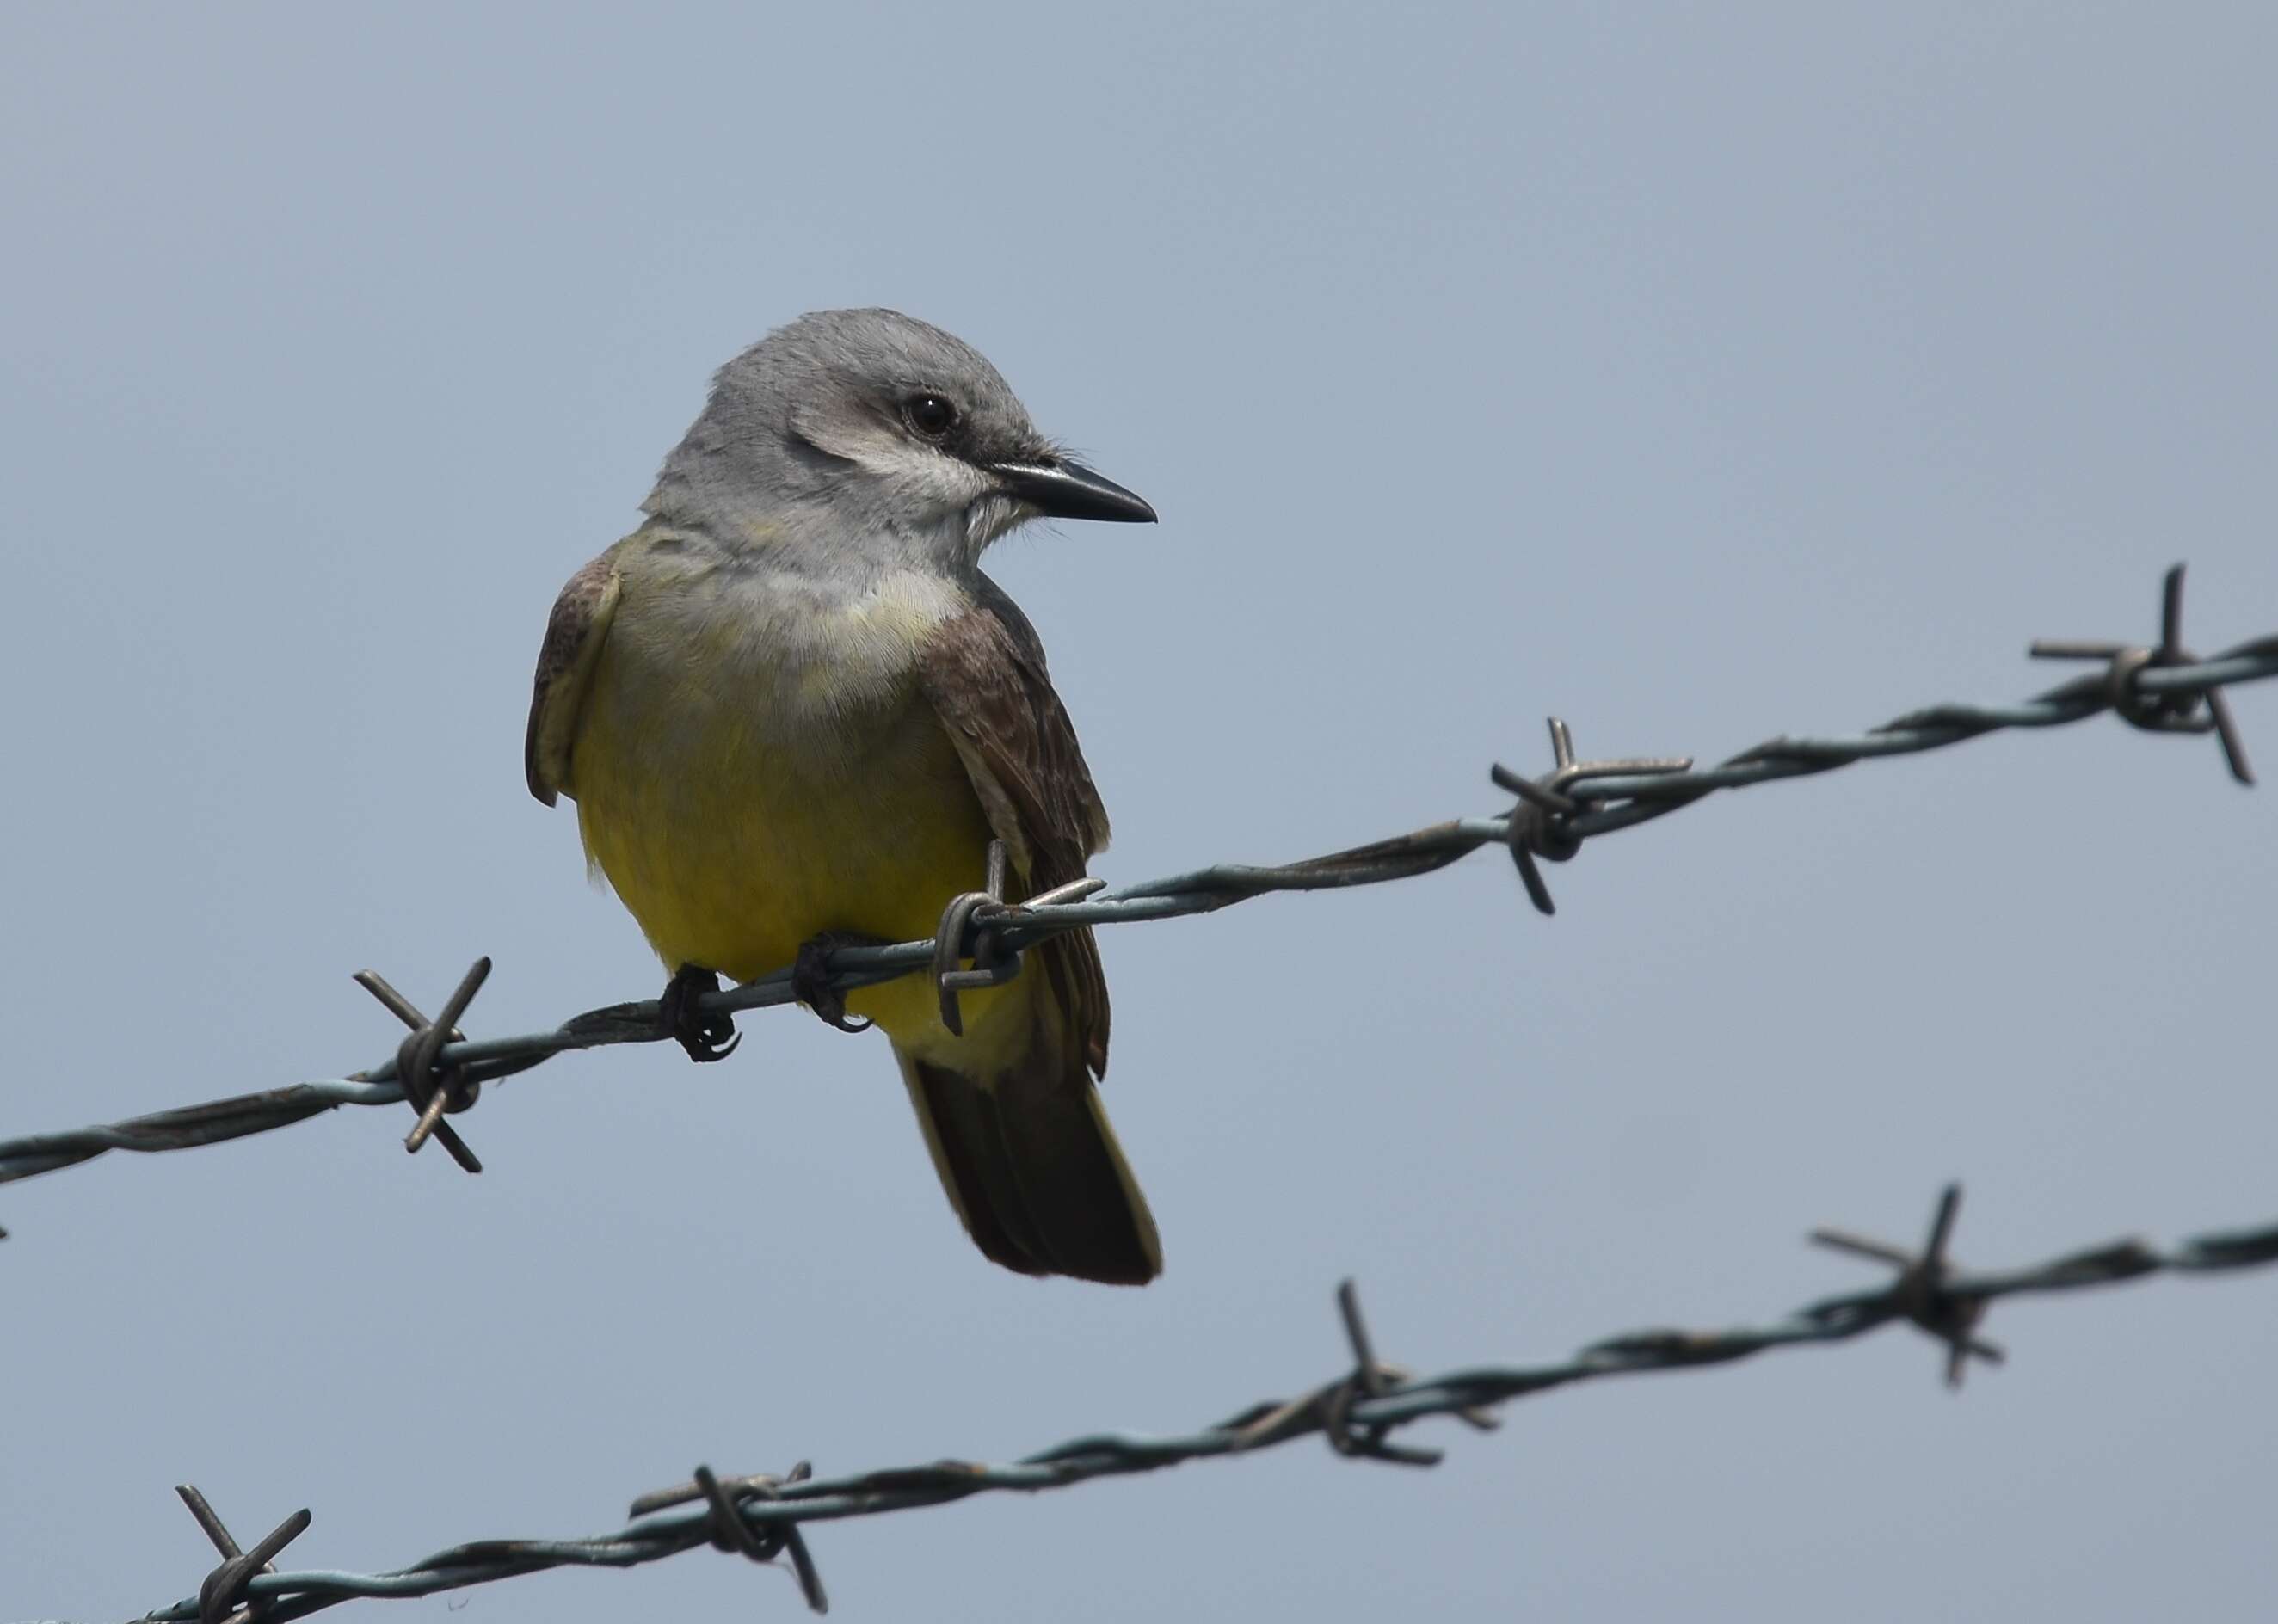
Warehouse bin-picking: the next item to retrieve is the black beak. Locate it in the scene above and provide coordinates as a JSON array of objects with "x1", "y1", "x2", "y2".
[{"x1": 988, "y1": 458, "x2": 1157, "y2": 524}]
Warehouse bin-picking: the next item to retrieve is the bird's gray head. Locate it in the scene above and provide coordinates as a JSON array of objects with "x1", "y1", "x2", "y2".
[{"x1": 644, "y1": 308, "x2": 1154, "y2": 569}]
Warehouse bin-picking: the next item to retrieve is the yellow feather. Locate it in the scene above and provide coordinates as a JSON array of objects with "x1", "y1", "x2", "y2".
[{"x1": 570, "y1": 603, "x2": 1030, "y2": 1067}]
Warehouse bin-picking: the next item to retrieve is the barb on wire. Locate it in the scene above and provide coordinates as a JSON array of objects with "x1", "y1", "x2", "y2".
[
  {"x1": 1491, "y1": 717, "x2": 1692, "y2": 914},
  {"x1": 2030, "y1": 562, "x2": 2255, "y2": 784},
  {"x1": 933, "y1": 836, "x2": 1023, "y2": 1037},
  {"x1": 170, "y1": 1485, "x2": 312, "y2": 1624},
  {"x1": 682, "y1": 1461, "x2": 829, "y2": 1614},
  {"x1": 5, "y1": 565, "x2": 2275, "y2": 1216},
  {"x1": 126, "y1": 1189, "x2": 2278, "y2": 1621},
  {"x1": 351, "y1": 961, "x2": 489, "y2": 1172},
  {"x1": 1811, "y1": 1183, "x2": 2005, "y2": 1387}
]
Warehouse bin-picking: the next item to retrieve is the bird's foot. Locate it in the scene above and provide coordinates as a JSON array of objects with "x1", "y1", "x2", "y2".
[
  {"x1": 659, "y1": 963, "x2": 740, "y2": 1062},
  {"x1": 793, "y1": 933, "x2": 880, "y2": 1033}
]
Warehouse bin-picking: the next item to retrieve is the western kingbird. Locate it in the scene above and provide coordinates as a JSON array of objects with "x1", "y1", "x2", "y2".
[{"x1": 526, "y1": 308, "x2": 1161, "y2": 1284}]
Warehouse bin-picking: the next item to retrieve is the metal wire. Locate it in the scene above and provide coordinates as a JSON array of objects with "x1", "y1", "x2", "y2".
[
  {"x1": 125, "y1": 1186, "x2": 2278, "y2": 1621},
  {"x1": 2, "y1": 565, "x2": 2270, "y2": 1217}
]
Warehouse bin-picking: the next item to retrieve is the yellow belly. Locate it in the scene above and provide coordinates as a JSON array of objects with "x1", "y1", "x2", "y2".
[{"x1": 570, "y1": 634, "x2": 1022, "y2": 1057}]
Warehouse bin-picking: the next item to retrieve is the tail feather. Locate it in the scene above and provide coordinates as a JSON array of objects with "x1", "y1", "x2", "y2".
[
  {"x1": 902, "y1": 1055, "x2": 1053, "y2": 1277},
  {"x1": 897, "y1": 1042, "x2": 1161, "y2": 1286}
]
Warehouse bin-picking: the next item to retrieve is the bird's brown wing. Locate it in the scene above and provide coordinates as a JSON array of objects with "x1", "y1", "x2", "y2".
[
  {"x1": 524, "y1": 549, "x2": 623, "y2": 806},
  {"x1": 917, "y1": 575, "x2": 1113, "y2": 1076}
]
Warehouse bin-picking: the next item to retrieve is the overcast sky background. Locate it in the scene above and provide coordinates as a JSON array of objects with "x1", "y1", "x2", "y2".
[{"x1": 5, "y1": 4, "x2": 2275, "y2": 1620}]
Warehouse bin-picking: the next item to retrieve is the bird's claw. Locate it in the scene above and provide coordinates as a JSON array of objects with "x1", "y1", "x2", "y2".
[
  {"x1": 794, "y1": 935, "x2": 874, "y2": 1033},
  {"x1": 660, "y1": 963, "x2": 741, "y2": 1061}
]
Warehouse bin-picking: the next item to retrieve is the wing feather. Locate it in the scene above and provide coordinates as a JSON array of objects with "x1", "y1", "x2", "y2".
[
  {"x1": 525, "y1": 550, "x2": 622, "y2": 805},
  {"x1": 918, "y1": 576, "x2": 1113, "y2": 1076}
]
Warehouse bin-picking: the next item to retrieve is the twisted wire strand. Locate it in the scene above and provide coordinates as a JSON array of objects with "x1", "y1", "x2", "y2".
[
  {"x1": 126, "y1": 1193, "x2": 2278, "y2": 1621},
  {"x1": 5, "y1": 611, "x2": 2270, "y2": 1204}
]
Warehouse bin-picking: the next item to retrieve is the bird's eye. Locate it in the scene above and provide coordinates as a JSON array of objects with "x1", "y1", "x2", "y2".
[{"x1": 904, "y1": 392, "x2": 958, "y2": 440}]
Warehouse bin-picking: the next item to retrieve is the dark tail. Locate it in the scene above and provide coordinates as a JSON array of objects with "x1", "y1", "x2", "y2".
[{"x1": 896, "y1": 1042, "x2": 1161, "y2": 1285}]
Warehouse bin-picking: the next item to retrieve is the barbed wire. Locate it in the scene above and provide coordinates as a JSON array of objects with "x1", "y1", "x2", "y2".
[
  {"x1": 122, "y1": 1184, "x2": 2278, "y2": 1621},
  {"x1": 3, "y1": 563, "x2": 2274, "y2": 1221}
]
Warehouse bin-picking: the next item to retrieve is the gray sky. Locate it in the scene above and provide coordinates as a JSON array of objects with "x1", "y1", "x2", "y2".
[{"x1": 5, "y1": 3, "x2": 2275, "y2": 1620}]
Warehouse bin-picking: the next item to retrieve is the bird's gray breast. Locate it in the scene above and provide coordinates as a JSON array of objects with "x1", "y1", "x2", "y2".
[{"x1": 603, "y1": 549, "x2": 965, "y2": 784}]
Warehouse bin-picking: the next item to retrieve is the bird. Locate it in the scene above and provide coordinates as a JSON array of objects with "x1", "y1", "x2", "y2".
[{"x1": 525, "y1": 308, "x2": 1161, "y2": 1283}]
